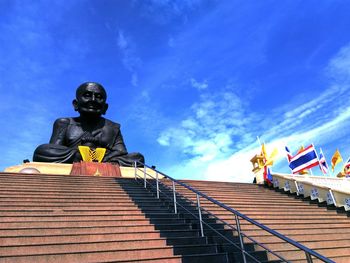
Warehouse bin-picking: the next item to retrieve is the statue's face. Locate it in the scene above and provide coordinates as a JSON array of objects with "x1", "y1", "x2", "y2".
[{"x1": 74, "y1": 83, "x2": 107, "y2": 116}]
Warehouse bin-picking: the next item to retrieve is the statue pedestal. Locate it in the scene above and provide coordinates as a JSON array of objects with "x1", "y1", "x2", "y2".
[{"x1": 70, "y1": 161, "x2": 121, "y2": 177}]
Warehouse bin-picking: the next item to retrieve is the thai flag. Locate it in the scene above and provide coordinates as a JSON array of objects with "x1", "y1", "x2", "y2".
[
  {"x1": 285, "y1": 146, "x2": 293, "y2": 162},
  {"x1": 288, "y1": 144, "x2": 319, "y2": 174},
  {"x1": 345, "y1": 157, "x2": 350, "y2": 173},
  {"x1": 318, "y1": 149, "x2": 329, "y2": 175}
]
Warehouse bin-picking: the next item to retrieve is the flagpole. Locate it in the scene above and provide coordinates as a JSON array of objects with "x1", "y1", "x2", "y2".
[
  {"x1": 257, "y1": 136, "x2": 262, "y2": 147},
  {"x1": 310, "y1": 143, "x2": 318, "y2": 176}
]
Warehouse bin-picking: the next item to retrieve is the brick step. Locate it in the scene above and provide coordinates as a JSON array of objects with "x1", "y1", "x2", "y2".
[
  {"x1": 0, "y1": 201, "x2": 143, "y2": 206},
  {"x1": 151, "y1": 217, "x2": 216, "y2": 225},
  {"x1": 0, "y1": 216, "x2": 152, "y2": 222},
  {"x1": 197, "y1": 206, "x2": 329, "y2": 212},
  {"x1": 181, "y1": 209, "x2": 330, "y2": 219},
  {"x1": 244, "y1": 232, "x2": 350, "y2": 244},
  {"x1": 0, "y1": 239, "x2": 171, "y2": 256},
  {"x1": 0, "y1": 246, "x2": 177, "y2": 263},
  {"x1": 0, "y1": 185, "x2": 139, "y2": 191},
  {"x1": 0, "y1": 191, "x2": 151, "y2": 198},
  {"x1": 0, "y1": 210, "x2": 145, "y2": 219},
  {"x1": 160, "y1": 229, "x2": 201, "y2": 238},
  {"x1": 119, "y1": 253, "x2": 230, "y2": 263},
  {"x1": 1, "y1": 235, "x2": 209, "y2": 250},
  {"x1": 0, "y1": 225, "x2": 160, "y2": 236},
  {"x1": 113, "y1": 256, "x2": 181, "y2": 263},
  {"x1": 0, "y1": 221, "x2": 159, "y2": 229},
  {"x1": 0, "y1": 182, "x2": 132, "y2": 189},
  {"x1": 0, "y1": 211, "x2": 148, "y2": 217},
  {"x1": 266, "y1": 246, "x2": 350, "y2": 261},
  {"x1": 166, "y1": 236, "x2": 208, "y2": 246},
  {"x1": 0, "y1": 179, "x2": 133, "y2": 189},
  {"x1": 162, "y1": 190, "x2": 306, "y2": 201},
  {"x1": 117, "y1": 257, "x2": 181, "y2": 263},
  {"x1": 254, "y1": 239, "x2": 350, "y2": 251},
  {"x1": 212, "y1": 215, "x2": 345, "y2": 222},
  {"x1": 0, "y1": 218, "x2": 152, "y2": 225},
  {"x1": 291, "y1": 257, "x2": 347, "y2": 263},
  {"x1": 131, "y1": 200, "x2": 317, "y2": 210},
  {"x1": 197, "y1": 202, "x2": 318, "y2": 209},
  {"x1": 0, "y1": 193, "x2": 144, "y2": 198},
  {"x1": 221, "y1": 210, "x2": 337, "y2": 216},
  {"x1": 233, "y1": 223, "x2": 350, "y2": 232},
  {"x1": 243, "y1": 214, "x2": 344, "y2": 220},
  {"x1": 0, "y1": 204, "x2": 144, "y2": 209},
  {"x1": 0, "y1": 189, "x2": 143, "y2": 194},
  {"x1": 212, "y1": 218, "x2": 350, "y2": 225},
  {"x1": 242, "y1": 226, "x2": 350, "y2": 236},
  {"x1": 0, "y1": 196, "x2": 147, "y2": 202},
  {"x1": 207, "y1": 208, "x2": 338, "y2": 218},
  {"x1": 0, "y1": 235, "x2": 229, "y2": 262},
  {"x1": 0, "y1": 232, "x2": 163, "y2": 246}
]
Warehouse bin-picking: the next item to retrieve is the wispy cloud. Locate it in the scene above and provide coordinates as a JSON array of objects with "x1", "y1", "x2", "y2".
[
  {"x1": 117, "y1": 30, "x2": 142, "y2": 87},
  {"x1": 134, "y1": 0, "x2": 205, "y2": 25},
  {"x1": 158, "y1": 84, "x2": 257, "y2": 165},
  {"x1": 158, "y1": 42, "x2": 350, "y2": 182},
  {"x1": 190, "y1": 78, "x2": 208, "y2": 90}
]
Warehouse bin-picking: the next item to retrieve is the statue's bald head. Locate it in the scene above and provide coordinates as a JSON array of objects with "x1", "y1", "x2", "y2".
[
  {"x1": 76, "y1": 82, "x2": 107, "y2": 100},
  {"x1": 73, "y1": 81, "x2": 108, "y2": 116}
]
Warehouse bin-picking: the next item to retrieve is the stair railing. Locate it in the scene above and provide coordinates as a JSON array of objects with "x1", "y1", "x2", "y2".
[{"x1": 134, "y1": 161, "x2": 335, "y2": 263}]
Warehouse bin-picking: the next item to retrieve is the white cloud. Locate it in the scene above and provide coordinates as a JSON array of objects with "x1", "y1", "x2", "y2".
[
  {"x1": 190, "y1": 78, "x2": 208, "y2": 90},
  {"x1": 159, "y1": 42, "x2": 350, "y2": 182},
  {"x1": 327, "y1": 44, "x2": 350, "y2": 81},
  {"x1": 157, "y1": 87, "x2": 253, "y2": 162}
]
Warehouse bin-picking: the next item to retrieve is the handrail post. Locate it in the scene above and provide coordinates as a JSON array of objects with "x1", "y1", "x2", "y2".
[
  {"x1": 134, "y1": 161, "x2": 137, "y2": 180},
  {"x1": 235, "y1": 215, "x2": 247, "y2": 263},
  {"x1": 172, "y1": 181, "x2": 177, "y2": 214},
  {"x1": 305, "y1": 251, "x2": 313, "y2": 263},
  {"x1": 196, "y1": 194, "x2": 204, "y2": 237},
  {"x1": 143, "y1": 166, "x2": 147, "y2": 188},
  {"x1": 156, "y1": 171, "x2": 159, "y2": 199}
]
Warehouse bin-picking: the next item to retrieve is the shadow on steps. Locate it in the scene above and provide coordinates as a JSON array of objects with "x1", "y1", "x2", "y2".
[{"x1": 117, "y1": 178, "x2": 272, "y2": 263}]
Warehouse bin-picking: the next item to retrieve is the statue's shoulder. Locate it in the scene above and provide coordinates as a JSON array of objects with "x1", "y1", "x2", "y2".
[
  {"x1": 104, "y1": 118, "x2": 121, "y2": 129},
  {"x1": 53, "y1": 117, "x2": 71, "y2": 126}
]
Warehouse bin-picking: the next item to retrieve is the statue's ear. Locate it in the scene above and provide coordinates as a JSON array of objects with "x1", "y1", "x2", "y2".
[
  {"x1": 102, "y1": 103, "x2": 108, "y2": 115},
  {"x1": 72, "y1": 99, "x2": 79, "y2": 111}
]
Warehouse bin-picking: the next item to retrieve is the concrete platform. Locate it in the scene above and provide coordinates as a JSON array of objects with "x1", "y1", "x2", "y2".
[{"x1": 4, "y1": 162, "x2": 160, "y2": 179}]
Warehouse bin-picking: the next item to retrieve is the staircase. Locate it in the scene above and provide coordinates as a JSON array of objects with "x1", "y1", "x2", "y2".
[
  {"x1": 169, "y1": 179, "x2": 350, "y2": 263},
  {"x1": 0, "y1": 171, "x2": 347, "y2": 262},
  {"x1": 0, "y1": 172, "x2": 248, "y2": 263}
]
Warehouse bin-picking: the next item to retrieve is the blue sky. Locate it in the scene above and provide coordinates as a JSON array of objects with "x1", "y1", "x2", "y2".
[{"x1": 1, "y1": 0, "x2": 350, "y2": 182}]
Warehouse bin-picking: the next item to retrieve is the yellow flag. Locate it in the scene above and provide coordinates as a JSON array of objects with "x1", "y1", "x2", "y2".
[
  {"x1": 331, "y1": 149, "x2": 343, "y2": 172},
  {"x1": 261, "y1": 143, "x2": 267, "y2": 159},
  {"x1": 265, "y1": 148, "x2": 278, "y2": 166}
]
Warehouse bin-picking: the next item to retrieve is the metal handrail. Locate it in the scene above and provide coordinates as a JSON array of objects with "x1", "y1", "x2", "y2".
[
  {"x1": 133, "y1": 161, "x2": 335, "y2": 263},
  {"x1": 134, "y1": 168, "x2": 291, "y2": 263},
  {"x1": 134, "y1": 173, "x2": 262, "y2": 260},
  {"x1": 134, "y1": 168, "x2": 260, "y2": 263}
]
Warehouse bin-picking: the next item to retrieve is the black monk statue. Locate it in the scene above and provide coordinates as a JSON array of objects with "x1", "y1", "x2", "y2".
[{"x1": 33, "y1": 82, "x2": 144, "y2": 166}]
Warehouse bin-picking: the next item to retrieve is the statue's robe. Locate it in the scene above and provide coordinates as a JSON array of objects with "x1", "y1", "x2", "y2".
[{"x1": 33, "y1": 117, "x2": 144, "y2": 166}]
